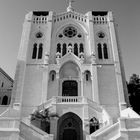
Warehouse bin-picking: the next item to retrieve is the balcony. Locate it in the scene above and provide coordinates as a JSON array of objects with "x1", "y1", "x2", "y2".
[{"x1": 37, "y1": 96, "x2": 102, "y2": 112}]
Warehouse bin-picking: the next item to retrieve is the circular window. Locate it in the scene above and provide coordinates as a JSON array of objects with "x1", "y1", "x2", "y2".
[
  {"x1": 63, "y1": 26, "x2": 77, "y2": 38},
  {"x1": 97, "y1": 32, "x2": 105, "y2": 38},
  {"x1": 36, "y1": 32, "x2": 43, "y2": 38}
]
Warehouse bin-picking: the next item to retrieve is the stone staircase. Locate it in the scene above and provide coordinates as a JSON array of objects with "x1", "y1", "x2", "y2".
[
  {"x1": 20, "y1": 118, "x2": 53, "y2": 140},
  {"x1": 89, "y1": 122, "x2": 120, "y2": 140}
]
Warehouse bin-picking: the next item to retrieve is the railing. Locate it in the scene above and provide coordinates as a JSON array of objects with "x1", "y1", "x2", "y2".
[
  {"x1": 55, "y1": 96, "x2": 83, "y2": 103},
  {"x1": 93, "y1": 16, "x2": 107, "y2": 24},
  {"x1": 37, "y1": 97, "x2": 56, "y2": 111},
  {"x1": 33, "y1": 16, "x2": 48, "y2": 24},
  {"x1": 37, "y1": 96, "x2": 103, "y2": 113}
]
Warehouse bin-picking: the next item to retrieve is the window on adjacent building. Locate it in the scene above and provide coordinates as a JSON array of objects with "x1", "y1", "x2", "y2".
[
  {"x1": 32, "y1": 43, "x2": 37, "y2": 59},
  {"x1": 2, "y1": 95, "x2": 8, "y2": 105}
]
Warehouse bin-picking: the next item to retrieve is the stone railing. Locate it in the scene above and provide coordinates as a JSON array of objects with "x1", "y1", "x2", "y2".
[
  {"x1": 37, "y1": 97, "x2": 56, "y2": 111},
  {"x1": 93, "y1": 16, "x2": 107, "y2": 24},
  {"x1": 55, "y1": 96, "x2": 84, "y2": 103},
  {"x1": 20, "y1": 120, "x2": 53, "y2": 140},
  {"x1": 33, "y1": 16, "x2": 48, "y2": 24}
]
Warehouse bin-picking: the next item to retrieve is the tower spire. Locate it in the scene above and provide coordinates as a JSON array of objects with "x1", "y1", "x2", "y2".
[{"x1": 67, "y1": 0, "x2": 75, "y2": 12}]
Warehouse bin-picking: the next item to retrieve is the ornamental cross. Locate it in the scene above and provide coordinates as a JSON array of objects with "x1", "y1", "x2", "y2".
[
  {"x1": 67, "y1": 0, "x2": 75, "y2": 7},
  {"x1": 66, "y1": 0, "x2": 75, "y2": 11}
]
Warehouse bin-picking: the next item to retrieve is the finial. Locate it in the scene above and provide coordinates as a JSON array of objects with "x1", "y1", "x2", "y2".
[{"x1": 67, "y1": 0, "x2": 75, "y2": 12}]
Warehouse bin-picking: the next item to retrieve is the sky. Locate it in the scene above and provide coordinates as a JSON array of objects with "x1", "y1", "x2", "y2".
[{"x1": 0, "y1": 0, "x2": 139, "y2": 81}]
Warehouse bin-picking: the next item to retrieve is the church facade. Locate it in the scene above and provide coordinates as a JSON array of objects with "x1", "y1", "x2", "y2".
[{"x1": 0, "y1": 3, "x2": 140, "y2": 140}]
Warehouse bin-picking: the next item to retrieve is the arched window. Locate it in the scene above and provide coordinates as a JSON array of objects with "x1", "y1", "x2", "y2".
[
  {"x1": 38, "y1": 43, "x2": 43, "y2": 59},
  {"x1": 32, "y1": 43, "x2": 37, "y2": 59},
  {"x1": 74, "y1": 43, "x2": 78, "y2": 56},
  {"x1": 85, "y1": 71, "x2": 90, "y2": 81},
  {"x1": 103, "y1": 43, "x2": 108, "y2": 59},
  {"x1": 62, "y1": 43, "x2": 67, "y2": 56},
  {"x1": 50, "y1": 71, "x2": 56, "y2": 81},
  {"x1": 79, "y1": 43, "x2": 84, "y2": 53},
  {"x1": 89, "y1": 117, "x2": 99, "y2": 134},
  {"x1": 57, "y1": 43, "x2": 61, "y2": 53},
  {"x1": 97, "y1": 43, "x2": 102, "y2": 59},
  {"x1": 2, "y1": 95, "x2": 8, "y2": 105}
]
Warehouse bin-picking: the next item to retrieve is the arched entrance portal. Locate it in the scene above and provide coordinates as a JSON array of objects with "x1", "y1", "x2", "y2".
[
  {"x1": 62, "y1": 80, "x2": 78, "y2": 96},
  {"x1": 57, "y1": 112, "x2": 83, "y2": 140}
]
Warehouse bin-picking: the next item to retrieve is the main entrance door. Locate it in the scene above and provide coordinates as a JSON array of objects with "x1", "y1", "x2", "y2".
[
  {"x1": 57, "y1": 112, "x2": 83, "y2": 140},
  {"x1": 63, "y1": 129, "x2": 77, "y2": 140},
  {"x1": 62, "y1": 80, "x2": 78, "y2": 96}
]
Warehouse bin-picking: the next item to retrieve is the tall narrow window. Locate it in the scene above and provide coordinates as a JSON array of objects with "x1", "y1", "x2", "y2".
[
  {"x1": 85, "y1": 71, "x2": 90, "y2": 81},
  {"x1": 74, "y1": 43, "x2": 78, "y2": 56},
  {"x1": 103, "y1": 43, "x2": 108, "y2": 59},
  {"x1": 57, "y1": 43, "x2": 61, "y2": 53},
  {"x1": 49, "y1": 71, "x2": 56, "y2": 81},
  {"x1": 32, "y1": 43, "x2": 37, "y2": 59},
  {"x1": 97, "y1": 43, "x2": 102, "y2": 59},
  {"x1": 79, "y1": 43, "x2": 84, "y2": 53},
  {"x1": 62, "y1": 43, "x2": 67, "y2": 56},
  {"x1": 38, "y1": 43, "x2": 43, "y2": 59},
  {"x1": 86, "y1": 73, "x2": 89, "y2": 81},
  {"x1": 2, "y1": 95, "x2": 8, "y2": 105}
]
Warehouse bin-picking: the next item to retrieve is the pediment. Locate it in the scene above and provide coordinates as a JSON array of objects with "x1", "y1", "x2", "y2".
[
  {"x1": 59, "y1": 52, "x2": 81, "y2": 67},
  {"x1": 54, "y1": 11, "x2": 88, "y2": 23}
]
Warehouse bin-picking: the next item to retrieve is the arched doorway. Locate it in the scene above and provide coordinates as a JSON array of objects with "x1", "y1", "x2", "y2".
[
  {"x1": 57, "y1": 112, "x2": 83, "y2": 140},
  {"x1": 62, "y1": 80, "x2": 78, "y2": 96}
]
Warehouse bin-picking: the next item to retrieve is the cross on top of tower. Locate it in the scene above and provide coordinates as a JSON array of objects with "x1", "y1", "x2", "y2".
[{"x1": 66, "y1": 0, "x2": 75, "y2": 12}]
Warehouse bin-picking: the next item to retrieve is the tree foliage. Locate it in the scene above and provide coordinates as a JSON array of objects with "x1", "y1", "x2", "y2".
[
  {"x1": 30, "y1": 107, "x2": 59, "y2": 133},
  {"x1": 127, "y1": 74, "x2": 140, "y2": 114}
]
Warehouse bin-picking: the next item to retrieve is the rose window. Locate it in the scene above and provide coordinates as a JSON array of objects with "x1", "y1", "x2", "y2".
[{"x1": 63, "y1": 26, "x2": 77, "y2": 38}]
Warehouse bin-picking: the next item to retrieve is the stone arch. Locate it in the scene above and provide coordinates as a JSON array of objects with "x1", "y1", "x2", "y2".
[
  {"x1": 59, "y1": 61, "x2": 81, "y2": 96},
  {"x1": 55, "y1": 23, "x2": 87, "y2": 59},
  {"x1": 59, "y1": 61, "x2": 80, "y2": 79},
  {"x1": 57, "y1": 112, "x2": 83, "y2": 140}
]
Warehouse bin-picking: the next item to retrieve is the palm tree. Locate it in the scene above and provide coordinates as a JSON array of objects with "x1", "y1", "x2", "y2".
[{"x1": 31, "y1": 107, "x2": 59, "y2": 133}]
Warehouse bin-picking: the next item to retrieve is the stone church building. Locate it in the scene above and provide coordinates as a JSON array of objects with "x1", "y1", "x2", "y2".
[{"x1": 0, "y1": 2, "x2": 140, "y2": 140}]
